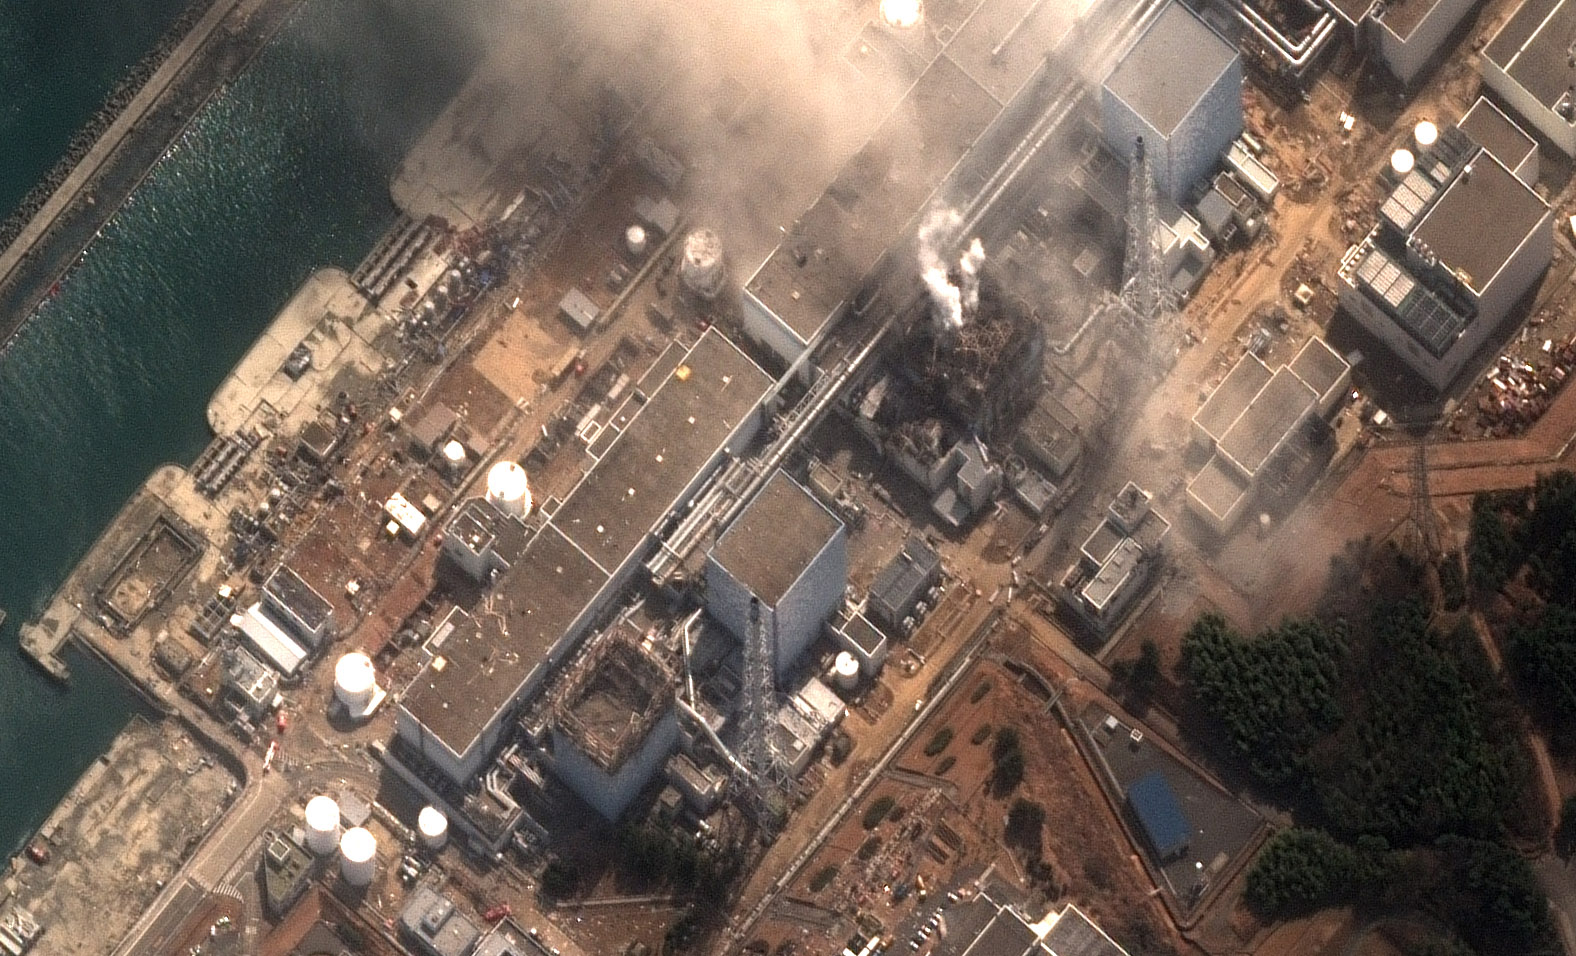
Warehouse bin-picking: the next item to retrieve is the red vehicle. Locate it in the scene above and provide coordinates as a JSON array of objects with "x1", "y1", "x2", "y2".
[
  {"x1": 26, "y1": 842, "x2": 49, "y2": 865},
  {"x1": 276, "y1": 711, "x2": 289, "y2": 734},
  {"x1": 483, "y1": 904, "x2": 512, "y2": 923}
]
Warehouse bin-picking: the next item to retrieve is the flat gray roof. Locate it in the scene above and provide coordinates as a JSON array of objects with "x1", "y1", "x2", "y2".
[
  {"x1": 405, "y1": 331, "x2": 772, "y2": 758},
  {"x1": 964, "y1": 910, "x2": 1038, "y2": 956},
  {"x1": 1081, "y1": 538, "x2": 1145, "y2": 612},
  {"x1": 551, "y1": 330, "x2": 770, "y2": 571},
  {"x1": 404, "y1": 526, "x2": 609, "y2": 755},
  {"x1": 1102, "y1": 2, "x2": 1239, "y2": 136},
  {"x1": 1218, "y1": 367, "x2": 1317, "y2": 477},
  {"x1": 1193, "y1": 354, "x2": 1272, "y2": 444},
  {"x1": 1188, "y1": 452, "x2": 1252, "y2": 523},
  {"x1": 1374, "y1": 0, "x2": 1452, "y2": 38},
  {"x1": 1043, "y1": 904, "x2": 1129, "y2": 956},
  {"x1": 1412, "y1": 150, "x2": 1548, "y2": 295},
  {"x1": 1485, "y1": 0, "x2": 1576, "y2": 109},
  {"x1": 1287, "y1": 336, "x2": 1350, "y2": 403},
  {"x1": 1459, "y1": 97, "x2": 1537, "y2": 171},
  {"x1": 711, "y1": 470, "x2": 843, "y2": 606}
]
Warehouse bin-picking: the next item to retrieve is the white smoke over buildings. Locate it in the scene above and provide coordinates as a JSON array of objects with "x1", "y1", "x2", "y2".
[{"x1": 918, "y1": 208, "x2": 986, "y2": 333}]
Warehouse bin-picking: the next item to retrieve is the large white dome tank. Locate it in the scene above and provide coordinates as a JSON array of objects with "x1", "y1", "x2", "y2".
[
  {"x1": 334, "y1": 653, "x2": 377, "y2": 712},
  {"x1": 832, "y1": 652, "x2": 861, "y2": 691},
  {"x1": 339, "y1": 827, "x2": 377, "y2": 887},
  {"x1": 417, "y1": 806, "x2": 449, "y2": 850},
  {"x1": 304, "y1": 795, "x2": 341, "y2": 855},
  {"x1": 485, "y1": 461, "x2": 532, "y2": 519}
]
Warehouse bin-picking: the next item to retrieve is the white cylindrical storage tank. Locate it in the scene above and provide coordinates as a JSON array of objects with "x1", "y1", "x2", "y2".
[
  {"x1": 334, "y1": 653, "x2": 377, "y2": 712},
  {"x1": 833, "y1": 652, "x2": 861, "y2": 691},
  {"x1": 339, "y1": 827, "x2": 377, "y2": 887},
  {"x1": 1390, "y1": 149, "x2": 1415, "y2": 176},
  {"x1": 485, "y1": 460, "x2": 532, "y2": 519},
  {"x1": 305, "y1": 795, "x2": 341, "y2": 855},
  {"x1": 417, "y1": 806, "x2": 449, "y2": 850},
  {"x1": 1414, "y1": 120, "x2": 1438, "y2": 149},
  {"x1": 679, "y1": 229, "x2": 726, "y2": 301},
  {"x1": 442, "y1": 440, "x2": 466, "y2": 467},
  {"x1": 625, "y1": 225, "x2": 648, "y2": 257}
]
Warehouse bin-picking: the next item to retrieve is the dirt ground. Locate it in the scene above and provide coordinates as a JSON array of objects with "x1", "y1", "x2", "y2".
[{"x1": 760, "y1": 657, "x2": 1181, "y2": 955}]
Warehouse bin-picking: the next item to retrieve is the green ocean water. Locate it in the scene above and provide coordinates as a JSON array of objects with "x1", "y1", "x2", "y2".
[{"x1": 0, "y1": 0, "x2": 478, "y2": 857}]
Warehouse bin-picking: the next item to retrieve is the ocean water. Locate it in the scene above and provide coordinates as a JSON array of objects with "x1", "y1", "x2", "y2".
[
  {"x1": 0, "y1": 0, "x2": 478, "y2": 857},
  {"x1": 0, "y1": 0, "x2": 193, "y2": 219}
]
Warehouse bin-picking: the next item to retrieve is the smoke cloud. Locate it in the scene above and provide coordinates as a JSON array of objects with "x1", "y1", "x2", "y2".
[
  {"x1": 471, "y1": 0, "x2": 911, "y2": 269},
  {"x1": 918, "y1": 208, "x2": 985, "y2": 333}
]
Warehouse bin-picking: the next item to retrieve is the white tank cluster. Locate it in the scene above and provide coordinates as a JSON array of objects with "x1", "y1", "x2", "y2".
[
  {"x1": 832, "y1": 651, "x2": 861, "y2": 691},
  {"x1": 679, "y1": 229, "x2": 727, "y2": 301},
  {"x1": 417, "y1": 805, "x2": 449, "y2": 850},
  {"x1": 485, "y1": 460, "x2": 532, "y2": 519},
  {"x1": 339, "y1": 826, "x2": 377, "y2": 887},
  {"x1": 625, "y1": 224, "x2": 649, "y2": 258},
  {"x1": 305, "y1": 795, "x2": 341, "y2": 855}
]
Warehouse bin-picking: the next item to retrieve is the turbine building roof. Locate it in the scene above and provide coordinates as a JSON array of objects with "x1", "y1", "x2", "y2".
[
  {"x1": 1485, "y1": 0, "x2": 1576, "y2": 112},
  {"x1": 401, "y1": 330, "x2": 769, "y2": 763}
]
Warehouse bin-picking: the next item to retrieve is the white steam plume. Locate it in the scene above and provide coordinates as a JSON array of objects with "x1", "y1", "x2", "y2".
[{"x1": 917, "y1": 208, "x2": 986, "y2": 333}]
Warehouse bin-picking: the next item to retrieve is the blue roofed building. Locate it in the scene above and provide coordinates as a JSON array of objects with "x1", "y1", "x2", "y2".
[{"x1": 1126, "y1": 771, "x2": 1191, "y2": 863}]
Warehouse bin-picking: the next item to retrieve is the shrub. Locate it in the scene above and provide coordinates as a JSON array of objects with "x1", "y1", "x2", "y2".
[
  {"x1": 970, "y1": 680, "x2": 992, "y2": 703},
  {"x1": 862, "y1": 795, "x2": 895, "y2": 829},
  {"x1": 924, "y1": 726, "x2": 955, "y2": 757},
  {"x1": 808, "y1": 866, "x2": 838, "y2": 892},
  {"x1": 971, "y1": 724, "x2": 992, "y2": 745},
  {"x1": 936, "y1": 755, "x2": 956, "y2": 774},
  {"x1": 857, "y1": 836, "x2": 883, "y2": 860}
]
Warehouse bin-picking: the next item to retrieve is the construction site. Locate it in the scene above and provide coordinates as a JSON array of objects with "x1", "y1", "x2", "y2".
[{"x1": 10, "y1": 0, "x2": 1576, "y2": 954}]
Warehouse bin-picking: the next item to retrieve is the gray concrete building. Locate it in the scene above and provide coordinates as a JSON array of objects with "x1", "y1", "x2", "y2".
[
  {"x1": 1100, "y1": 2, "x2": 1242, "y2": 201},
  {"x1": 707, "y1": 470, "x2": 847, "y2": 682}
]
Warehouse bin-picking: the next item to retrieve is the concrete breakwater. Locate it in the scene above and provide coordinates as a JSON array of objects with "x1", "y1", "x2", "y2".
[{"x1": 0, "y1": 0, "x2": 301, "y2": 348}]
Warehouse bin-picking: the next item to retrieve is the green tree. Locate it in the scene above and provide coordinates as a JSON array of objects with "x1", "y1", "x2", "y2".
[
  {"x1": 1507, "y1": 604, "x2": 1576, "y2": 724},
  {"x1": 1244, "y1": 828, "x2": 1362, "y2": 915},
  {"x1": 1180, "y1": 613, "x2": 1345, "y2": 786},
  {"x1": 1005, "y1": 799, "x2": 1046, "y2": 859},
  {"x1": 1467, "y1": 492, "x2": 1521, "y2": 594},
  {"x1": 1436, "y1": 835, "x2": 1558, "y2": 956}
]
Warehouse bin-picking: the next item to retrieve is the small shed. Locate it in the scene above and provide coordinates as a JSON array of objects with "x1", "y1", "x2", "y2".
[{"x1": 558, "y1": 287, "x2": 601, "y2": 334}]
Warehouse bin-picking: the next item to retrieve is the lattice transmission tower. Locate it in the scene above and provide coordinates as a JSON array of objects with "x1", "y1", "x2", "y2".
[
  {"x1": 735, "y1": 598, "x2": 790, "y2": 831},
  {"x1": 1403, "y1": 436, "x2": 1441, "y2": 564},
  {"x1": 1119, "y1": 136, "x2": 1180, "y2": 361}
]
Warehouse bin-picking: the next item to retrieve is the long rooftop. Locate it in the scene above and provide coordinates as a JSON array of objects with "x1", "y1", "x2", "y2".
[
  {"x1": 552, "y1": 330, "x2": 770, "y2": 570},
  {"x1": 403, "y1": 330, "x2": 769, "y2": 758},
  {"x1": 1486, "y1": 0, "x2": 1576, "y2": 109},
  {"x1": 1218, "y1": 367, "x2": 1317, "y2": 477}
]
